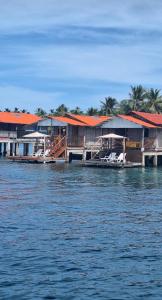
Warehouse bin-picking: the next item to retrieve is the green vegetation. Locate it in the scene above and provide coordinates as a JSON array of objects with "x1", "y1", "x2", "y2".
[
  {"x1": 2, "y1": 85, "x2": 162, "y2": 116},
  {"x1": 100, "y1": 97, "x2": 117, "y2": 115}
]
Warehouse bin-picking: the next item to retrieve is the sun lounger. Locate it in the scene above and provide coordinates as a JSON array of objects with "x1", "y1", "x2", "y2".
[
  {"x1": 40, "y1": 149, "x2": 50, "y2": 157},
  {"x1": 101, "y1": 152, "x2": 117, "y2": 162},
  {"x1": 33, "y1": 149, "x2": 43, "y2": 157},
  {"x1": 114, "y1": 153, "x2": 126, "y2": 163}
]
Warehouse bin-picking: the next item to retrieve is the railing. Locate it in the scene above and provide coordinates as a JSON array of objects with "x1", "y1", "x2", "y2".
[
  {"x1": 0, "y1": 131, "x2": 17, "y2": 139},
  {"x1": 90, "y1": 137, "x2": 102, "y2": 159},
  {"x1": 144, "y1": 138, "x2": 156, "y2": 150},
  {"x1": 85, "y1": 139, "x2": 102, "y2": 150},
  {"x1": 67, "y1": 136, "x2": 84, "y2": 147}
]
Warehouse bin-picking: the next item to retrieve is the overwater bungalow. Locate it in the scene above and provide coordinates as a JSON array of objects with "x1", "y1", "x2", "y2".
[
  {"x1": 0, "y1": 112, "x2": 41, "y2": 156},
  {"x1": 5, "y1": 110, "x2": 162, "y2": 167},
  {"x1": 95, "y1": 111, "x2": 162, "y2": 167},
  {"x1": 36, "y1": 112, "x2": 162, "y2": 166},
  {"x1": 37, "y1": 113, "x2": 110, "y2": 161}
]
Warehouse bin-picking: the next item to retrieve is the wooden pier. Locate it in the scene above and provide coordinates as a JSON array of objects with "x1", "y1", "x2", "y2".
[
  {"x1": 81, "y1": 160, "x2": 142, "y2": 168},
  {"x1": 8, "y1": 156, "x2": 57, "y2": 164}
]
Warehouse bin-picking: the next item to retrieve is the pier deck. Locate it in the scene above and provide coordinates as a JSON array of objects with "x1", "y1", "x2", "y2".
[
  {"x1": 7, "y1": 156, "x2": 57, "y2": 164},
  {"x1": 81, "y1": 160, "x2": 142, "y2": 168}
]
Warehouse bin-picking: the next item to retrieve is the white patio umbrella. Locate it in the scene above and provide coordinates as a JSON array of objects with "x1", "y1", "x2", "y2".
[
  {"x1": 23, "y1": 132, "x2": 49, "y2": 154},
  {"x1": 23, "y1": 132, "x2": 49, "y2": 138},
  {"x1": 98, "y1": 133, "x2": 127, "y2": 139}
]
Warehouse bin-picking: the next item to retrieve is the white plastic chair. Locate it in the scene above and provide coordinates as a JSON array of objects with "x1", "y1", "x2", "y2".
[
  {"x1": 114, "y1": 153, "x2": 126, "y2": 163},
  {"x1": 101, "y1": 152, "x2": 117, "y2": 162},
  {"x1": 33, "y1": 149, "x2": 43, "y2": 157},
  {"x1": 41, "y1": 149, "x2": 50, "y2": 157}
]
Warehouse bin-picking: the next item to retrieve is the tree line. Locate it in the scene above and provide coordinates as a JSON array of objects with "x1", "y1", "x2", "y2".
[{"x1": 2, "y1": 85, "x2": 162, "y2": 117}]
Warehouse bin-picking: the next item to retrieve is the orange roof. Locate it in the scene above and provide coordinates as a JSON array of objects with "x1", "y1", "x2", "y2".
[
  {"x1": 50, "y1": 116, "x2": 85, "y2": 126},
  {"x1": 66, "y1": 114, "x2": 110, "y2": 126},
  {"x1": 132, "y1": 111, "x2": 162, "y2": 126},
  {"x1": 118, "y1": 114, "x2": 158, "y2": 128},
  {"x1": 49, "y1": 114, "x2": 110, "y2": 127},
  {"x1": 0, "y1": 112, "x2": 42, "y2": 125}
]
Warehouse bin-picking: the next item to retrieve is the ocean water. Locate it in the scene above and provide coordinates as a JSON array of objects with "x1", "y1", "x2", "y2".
[{"x1": 0, "y1": 159, "x2": 162, "y2": 300}]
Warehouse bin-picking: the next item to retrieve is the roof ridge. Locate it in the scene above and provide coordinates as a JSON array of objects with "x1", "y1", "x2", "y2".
[
  {"x1": 131, "y1": 111, "x2": 162, "y2": 125},
  {"x1": 65, "y1": 113, "x2": 110, "y2": 126},
  {"x1": 118, "y1": 114, "x2": 158, "y2": 128},
  {"x1": 65, "y1": 113, "x2": 88, "y2": 125}
]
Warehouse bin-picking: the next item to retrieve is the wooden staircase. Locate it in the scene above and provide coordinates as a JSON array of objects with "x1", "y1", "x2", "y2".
[{"x1": 50, "y1": 136, "x2": 67, "y2": 159}]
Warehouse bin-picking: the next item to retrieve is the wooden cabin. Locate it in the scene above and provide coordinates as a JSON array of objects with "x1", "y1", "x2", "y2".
[
  {"x1": 100, "y1": 112, "x2": 162, "y2": 166},
  {"x1": 0, "y1": 112, "x2": 41, "y2": 156},
  {"x1": 37, "y1": 114, "x2": 109, "y2": 161}
]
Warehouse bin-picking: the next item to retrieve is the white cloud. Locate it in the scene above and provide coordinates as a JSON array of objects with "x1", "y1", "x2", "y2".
[
  {"x1": 0, "y1": 85, "x2": 63, "y2": 111},
  {"x1": 23, "y1": 43, "x2": 162, "y2": 87},
  {"x1": 0, "y1": 0, "x2": 162, "y2": 33},
  {"x1": 0, "y1": 84, "x2": 121, "y2": 111},
  {"x1": 0, "y1": 0, "x2": 162, "y2": 109}
]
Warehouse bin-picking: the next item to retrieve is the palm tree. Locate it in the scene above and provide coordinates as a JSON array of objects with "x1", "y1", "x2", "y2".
[
  {"x1": 146, "y1": 88, "x2": 162, "y2": 113},
  {"x1": 21, "y1": 109, "x2": 27, "y2": 113},
  {"x1": 35, "y1": 107, "x2": 47, "y2": 117},
  {"x1": 118, "y1": 99, "x2": 133, "y2": 114},
  {"x1": 49, "y1": 109, "x2": 55, "y2": 115},
  {"x1": 70, "y1": 106, "x2": 83, "y2": 115},
  {"x1": 100, "y1": 97, "x2": 117, "y2": 115},
  {"x1": 129, "y1": 85, "x2": 146, "y2": 111},
  {"x1": 86, "y1": 107, "x2": 99, "y2": 116},
  {"x1": 55, "y1": 104, "x2": 68, "y2": 116},
  {"x1": 14, "y1": 107, "x2": 19, "y2": 113}
]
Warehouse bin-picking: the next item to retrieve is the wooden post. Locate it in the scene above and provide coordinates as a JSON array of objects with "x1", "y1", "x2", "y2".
[
  {"x1": 155, "y1": 128, "x2": 158, "y2": 150},
  {"x1": 83, "y1": 150, "x2": 86, "y2": 161},
  {"x1": 6, "y1": 142, "x2": 11, "y2": 156},
  {"x1": 142, "y1": 153, "x2": 145, "y2": 167},
  {"x1": 3, "y1": 143, "x2": 6, "y2": 156},
  {"x1": 65, "y1": 125, "x2": 68, "y2": 160},
  {"x1": 141, "y1": 127, "x2": 145, "y2": 152},
  {"x1": 44, "y1": 137, "x2": 46, "y2": 154},
  {"x1": 153, "y1": 155, "x2": 158, "y2": 167},
  {"x1": 66, "y1": 125, "x2": 69, "y2": 147},
  {"x1": 16, "y1": 143, "x2": 19, "y2": 156},
  {"x1": 83, "y1": 135, "x2": 86, "y2": 147},
  {"x1": 123, "y1": 138, "x2": 126, "y2": 164}
]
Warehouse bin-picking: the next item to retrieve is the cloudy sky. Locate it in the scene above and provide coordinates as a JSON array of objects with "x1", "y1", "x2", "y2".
[{"x1": 0, "y1": 0, "x2": 162, "y2": 112}]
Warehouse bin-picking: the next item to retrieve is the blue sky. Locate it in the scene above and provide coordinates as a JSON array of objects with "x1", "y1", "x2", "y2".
[{"x1": 0, "y1": 0, "x2": 162, "y2": 112}]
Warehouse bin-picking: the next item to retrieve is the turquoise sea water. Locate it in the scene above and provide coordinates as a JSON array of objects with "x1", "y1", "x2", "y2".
[{"x1": 0, "y1": 159, "x2": 162, "y2": 299}]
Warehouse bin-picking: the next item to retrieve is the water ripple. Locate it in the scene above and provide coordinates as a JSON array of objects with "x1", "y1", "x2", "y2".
[{"x1": 0, "y1": 160, "x2": 162, "y2": 299}]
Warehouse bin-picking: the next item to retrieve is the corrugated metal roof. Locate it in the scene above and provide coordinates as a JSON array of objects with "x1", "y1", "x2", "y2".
[
  {"x1": 50, "y1": 116, "x2": 85, "y2": 126},
  {"x1": 0, "y1": 112, "x2": 42, "y2": 125},
  {"x1": 66, "y1": 114, "x2": 110, "y2": 126},
  {"x1": 50, "y1": 114, "x2": 110, "y2": 126},
  {"x1": 118, "y1": 114, "x2": 158, "y2": 128},
  {"x1": 132, "y1": 111, "x2": 162, "y2": 125}
]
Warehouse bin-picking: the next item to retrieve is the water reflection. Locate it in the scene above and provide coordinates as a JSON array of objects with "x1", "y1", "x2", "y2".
[{"x1": 0, "y1": 160, "x2": 162, "y2": 299}]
